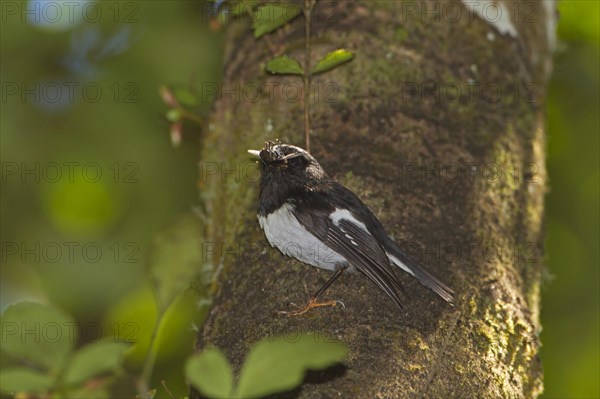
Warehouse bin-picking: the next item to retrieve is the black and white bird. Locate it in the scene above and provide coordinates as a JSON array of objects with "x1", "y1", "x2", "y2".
[{"x1": 248, "y1": 142, "x2": 454, "y2": 316}]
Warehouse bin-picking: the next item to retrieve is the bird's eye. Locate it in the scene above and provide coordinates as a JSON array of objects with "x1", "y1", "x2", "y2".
[{"x1": 288, "y1": 155, "x2": 306, "y2": 168}]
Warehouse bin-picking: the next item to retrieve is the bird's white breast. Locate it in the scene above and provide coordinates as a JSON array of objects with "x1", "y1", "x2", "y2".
[{"x1": 258, "y1": 203, "x2": 346, "y2": 271}]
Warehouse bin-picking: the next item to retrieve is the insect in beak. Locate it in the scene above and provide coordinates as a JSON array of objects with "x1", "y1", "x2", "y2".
[{"x1": 279, "y1": 153, "x2": 302, "y2": 161}]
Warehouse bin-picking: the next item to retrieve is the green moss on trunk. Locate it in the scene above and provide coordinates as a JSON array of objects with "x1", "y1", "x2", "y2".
[{"x1": 193, "y1": 1, "x2": 552, "y2": 398}]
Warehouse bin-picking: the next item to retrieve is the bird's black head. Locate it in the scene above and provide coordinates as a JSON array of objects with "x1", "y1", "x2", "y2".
[
  {"x1": 248, "y1": 142, "x2": 327, "y2": 213},
  {"x1": 248, "y1": 141, "x2": 326, "y2": 183}
]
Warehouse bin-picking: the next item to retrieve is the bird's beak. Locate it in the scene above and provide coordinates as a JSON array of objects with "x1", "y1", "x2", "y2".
[{"x1": 247, "y1": 149, "x2": 261, "y2": 158}]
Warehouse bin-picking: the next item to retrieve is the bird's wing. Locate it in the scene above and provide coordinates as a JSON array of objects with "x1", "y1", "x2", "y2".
[
  {"x1": 329, "y1": 183, "x2": 455, "y2": 304},
  {"x1": 292, "y1": 196, "x2": 407, "y2": 309}
]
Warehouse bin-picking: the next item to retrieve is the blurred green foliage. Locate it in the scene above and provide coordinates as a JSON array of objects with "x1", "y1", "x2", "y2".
[
  {"x1": 0, "y1": 0, "x2": 598, "y2": 398},
  {"x1": 541, "y1": 1, "x2": 599, "y2": 398},
  {"x1": 1, "y1": 1, "x2": 223, "y2": 397},
  {"x1": 0, "y1": 302, "x2": 129, "y2": 396}
]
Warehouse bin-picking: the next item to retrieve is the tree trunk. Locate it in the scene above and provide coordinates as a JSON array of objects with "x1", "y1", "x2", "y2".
[{"x1": 194, "y1": 1, "x2": 555, "y2": 397}]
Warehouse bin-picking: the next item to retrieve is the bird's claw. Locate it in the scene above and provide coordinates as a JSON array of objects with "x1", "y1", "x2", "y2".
[{"x1": 273, "y1": 297, "x2": 344, "y2": 318}]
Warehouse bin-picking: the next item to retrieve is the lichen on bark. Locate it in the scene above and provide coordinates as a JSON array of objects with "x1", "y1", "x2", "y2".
[{"x1": 193, "y1": 1, "x2": 553, "y2": 397}]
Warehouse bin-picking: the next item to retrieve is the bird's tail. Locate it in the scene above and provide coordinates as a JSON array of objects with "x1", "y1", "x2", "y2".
[{"x1": 385, "y1": 243, "x2": 455, "y2": 304}]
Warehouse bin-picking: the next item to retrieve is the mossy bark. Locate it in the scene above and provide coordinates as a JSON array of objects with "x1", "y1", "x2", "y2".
[{"x1": 193, "y1": 1, "x2": 553, "y2": 397}]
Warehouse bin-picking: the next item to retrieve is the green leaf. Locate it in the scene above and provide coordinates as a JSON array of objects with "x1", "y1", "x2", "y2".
[
  {"x1": 148, "y1": 214, "x2": 203, "y2": 312},
  {"x1": 0, "y1": 368, "x2": 53, "y2": 394},
  {"x1": 311, "y1": 49, "x2": 355, "y2": 75},
  {"x1": 0, "y1": 302, "x2": 75, "y2": 370},
  {"x1": 253, "y1": 4, "x2": 301, "y2": 38},
  {"x1": 185, "y1": 348, "x2": 233, "y2": 399},
  {"x1": 266, "y1": 55, "x2": 304, "y2": 75},
  {"x1": 234, "y1": 333, "x2": 347, "y2": 398},
  {"x1": 64, "y1": 340, "x2": 129, "y2": 386}
]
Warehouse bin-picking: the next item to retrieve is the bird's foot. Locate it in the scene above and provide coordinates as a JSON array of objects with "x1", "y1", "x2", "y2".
[{"x1": 274, "y1": 297, "x2": 345, "y2": 317}]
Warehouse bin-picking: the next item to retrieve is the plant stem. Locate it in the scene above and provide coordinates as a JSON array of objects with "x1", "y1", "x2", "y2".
[
  {"x1": 303, "y1": 0, "x2": 315, "y2": 152},
  {"x1": 138, "y1": 311, "x2": 162, "y2": 395},
  {"x1": 181, "y1": 110, "x2": 204, "y2": 126}
]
